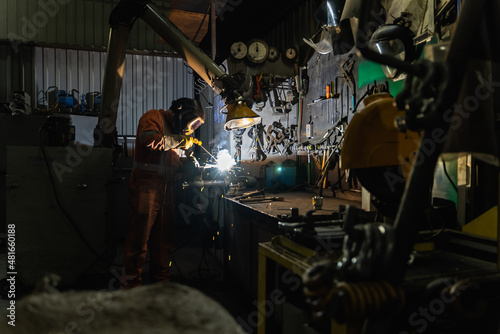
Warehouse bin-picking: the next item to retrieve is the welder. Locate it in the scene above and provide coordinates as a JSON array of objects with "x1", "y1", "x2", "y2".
[{"x1": 121, "y1": 97, "x2": 204, "y2": 289}]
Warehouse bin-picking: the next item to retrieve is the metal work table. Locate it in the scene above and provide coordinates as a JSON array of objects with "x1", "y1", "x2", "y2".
[
  {"x1": 257, "y1": 237, "x2": 345, "y2": 334},
  {"x1": 223, "y1": 191, "x2": 360, "y2": 332},
  {"x1": 224, "y1": 191, "x2": 360, "y2": 295},
  {"x1": 227, "y1": 191, "x2": 361, "y2": 218}
]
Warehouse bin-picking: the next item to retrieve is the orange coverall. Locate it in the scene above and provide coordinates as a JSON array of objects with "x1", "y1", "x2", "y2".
[{"x1": 122, "y1": 109, "x2": 185, "y2": 289}]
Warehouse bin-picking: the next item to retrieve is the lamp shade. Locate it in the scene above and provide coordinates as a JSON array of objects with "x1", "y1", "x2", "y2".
[
  {"x1": 314, "y1": 0, "x2": 346, "y2": 29},
  {"x1": 370, "y1": 24, "x2": 416, "y2": 80},
  {"x1": 224, "y1": 101, "x2": 262, "y2": 131}
]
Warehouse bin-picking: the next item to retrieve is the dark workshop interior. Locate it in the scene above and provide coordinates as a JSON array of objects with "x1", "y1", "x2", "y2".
[{"x1": 1, "y1": 0, "x2": 500, "y2": 333}]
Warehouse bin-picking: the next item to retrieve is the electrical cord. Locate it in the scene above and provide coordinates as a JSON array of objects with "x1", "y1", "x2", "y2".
[
  {"x1": 170, "y1": 227, "x2": 200, "y2": 254},
  {"x1": 189, "y1": 247, "x2": 220, "y2": 281},
  {"x1": 352, "y1": 89, "x2": 370, "y2": 113},
  {"x1": 38, "y1": 126, "x2": 122, "y2": 268},
  {"x1": 441, "y1": 158, "x2": 458, "y2": 192},
  {"x1": 192, "y1": 1, "x2": 211, "y2": 43},
  {"x1": 330, "y1": 172, "x2": 346, "y2": 189}
]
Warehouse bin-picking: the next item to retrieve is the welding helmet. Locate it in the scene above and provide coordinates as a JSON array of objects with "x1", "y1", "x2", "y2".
[{"x1": 170, "y1": 98, "x2": 205, "y2": 135}]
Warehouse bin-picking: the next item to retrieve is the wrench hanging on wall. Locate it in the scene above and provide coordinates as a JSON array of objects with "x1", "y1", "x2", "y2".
[{"x1": 247, "y1": 123, "x2": 267, "y2": 161}]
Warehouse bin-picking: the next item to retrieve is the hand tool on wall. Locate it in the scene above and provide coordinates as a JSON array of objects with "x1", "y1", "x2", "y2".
[
  {"x1": 265, "y1": 122, "x2": 287, "y2": 155},
  {"x1": 252, "y1": 73, "x2": 267, "y2": 111},
  {"x1": 247, "y1": 123, "x2": 267, "y2": 162},
  {"x1": 340, "y1": 54, "x2": 357, "y2": 111},
  {"x1": 232, "y1": 129, "x2": 245, "y2": 163},
  {"x1": 282, "y1": 125, "x2": 297, "y2": 155}
]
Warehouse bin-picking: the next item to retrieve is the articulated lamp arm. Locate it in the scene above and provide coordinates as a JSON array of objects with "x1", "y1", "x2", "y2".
[{"x1": 94, "y1": 0, "x2": 259, "y2": 147}]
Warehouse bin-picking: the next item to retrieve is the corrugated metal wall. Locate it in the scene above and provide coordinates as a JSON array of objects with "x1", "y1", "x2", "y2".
[
  {"x1": 263, "y1": 0, "x2": 319, "y2": 52},
  {"x1": 33, "y1": 46, "x2": 193, "y2": 136},
  {"x1": 117, "y1": 52, "x2": 194, "y2": 136},
  {"x1": 0, "y1": 0, "x2": 174, "y2": 52}
]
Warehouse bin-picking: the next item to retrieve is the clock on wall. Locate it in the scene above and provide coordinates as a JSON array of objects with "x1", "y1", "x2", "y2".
[
  {"x1": 267, "y1": 46, "x2": 280, "y2": 62},
  {"x1": 283, "y1": 46, "x2": 299, "y2": 63},
  {"x1": 230, "y1": 41, "x2": 248, "y2": 60},
  {"x1": 246, "y1": 39, "x2": 269, "y2": 64}
]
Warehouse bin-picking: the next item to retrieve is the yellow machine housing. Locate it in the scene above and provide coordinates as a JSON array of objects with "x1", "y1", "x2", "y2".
[{"x1": 340, "y1": 93, "x2": 421, "y2": 176}]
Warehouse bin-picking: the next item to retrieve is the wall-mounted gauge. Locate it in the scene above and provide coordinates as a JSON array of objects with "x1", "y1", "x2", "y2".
[
  {"x1": 284, "y1": 46, "x2": 299, "y2": 63},
  {"x1": 230, "y1": 41, "x2": 248, "y2": 60},
  {"x1": 246, "y1": 39, "x2": 269, "y2": 64},
  {"x1": 267, "y1": 46, "x2": 280, "y2": 62}
]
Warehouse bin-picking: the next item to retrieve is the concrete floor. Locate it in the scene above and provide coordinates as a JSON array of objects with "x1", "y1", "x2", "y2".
[{"x1": 0, "y1": 231, "x2": 254, "y2": 332}]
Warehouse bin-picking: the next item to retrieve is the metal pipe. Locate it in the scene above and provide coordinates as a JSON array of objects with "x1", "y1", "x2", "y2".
[
  {"x1": 95, "y1": 0, "x2": 240, "y2": 146},
  {"x1": 356, "y1": 0, "x2": 423, "y2": 77},
  {"x1": 190, "y1": 180, "x2": 227, "y2": 188},
  {"x1": 96, "y1": 24, "x2": 131, "y2": 145},
  {"x1": 141, "y1": 2, "x2": 227, "y2": 95},
  {"x1": 211, "y1": 0, "x2": 216, "y2": 61},
  {"x1": 198, "y1": 143, "x2": 218, "y2": 162}
]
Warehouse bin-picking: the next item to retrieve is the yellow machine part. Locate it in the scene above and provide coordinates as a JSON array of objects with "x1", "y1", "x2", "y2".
[
  {"x1": 462, "y1": 205, "x2": 498, "y2": 240},
  {"x1": 340, "y1": 93, "x2": 421, "y2": 175}
]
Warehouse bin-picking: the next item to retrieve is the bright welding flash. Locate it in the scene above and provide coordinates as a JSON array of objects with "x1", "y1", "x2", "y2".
[{"x1": 216, "y1": 149, "x2": 236, "y2": 171}]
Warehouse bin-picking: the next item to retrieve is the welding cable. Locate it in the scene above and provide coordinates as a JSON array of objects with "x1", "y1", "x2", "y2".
[
  {"x1": 38, "y1": 127, "x2": 122, "y2": 268},
  {"x1": 351, "y1": 89, "x2": 370, "y2": 114},
  {"x1": 170, "y1": 224, "x2": 201, "y2": 254},
  {"x1": 189, "y1": 247, "x2": 220, "y2": 281},
  {"x1": 441, "y1": 158, "x2": 458, "y2": 192},
  {"x1": 192, "y1": 1, "x2": 211, "y2": 43}
]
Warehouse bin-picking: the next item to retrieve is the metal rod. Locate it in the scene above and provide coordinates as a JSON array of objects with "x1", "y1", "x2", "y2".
[
  {"x1": 97, "y1": 24, "x2": 131, "y2": 143},
  {"x1": 198, "y1": 143, "x2": 218, "y2": 162}
]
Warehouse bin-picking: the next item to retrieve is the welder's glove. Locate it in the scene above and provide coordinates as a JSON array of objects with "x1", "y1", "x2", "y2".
[{"x1": 178, "y1": 135, "x2": 195, "y2": 149}]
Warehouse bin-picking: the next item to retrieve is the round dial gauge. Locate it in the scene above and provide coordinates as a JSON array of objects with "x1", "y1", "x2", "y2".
[
  {"x1": 246, "y1": 39, "x2": 269, "y2": 64},
  {"x1": 268, "y1": 46, "x2": 280, "y2": 62},
  {"x1": 284, "y1": 46, "x2": 299, "y2": 62},
  {"x1": 230, "y1": 42, "x2": 248, "y2": 60}
]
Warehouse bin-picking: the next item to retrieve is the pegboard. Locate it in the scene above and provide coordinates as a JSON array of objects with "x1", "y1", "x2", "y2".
[{"x1": 300, "y1": 51, "x2": 359, "y2": 143}]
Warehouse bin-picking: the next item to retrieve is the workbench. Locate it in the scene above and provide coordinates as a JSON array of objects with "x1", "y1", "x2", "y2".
[
  {"x1": 225, "y1": 191, "x2": 500, "y2": 334},
  {"x1": 223, "y1": 191, "x2": 360, "y2": 316},
  {"x1": 223, "y1": 191, "x2": 359, "y2": 333},
  {"x1": 257, "y1": 237, "x2": 348, "y2": 334},
  {"x1": 227, "y1": 191, "x2": 361, "y2": 219}
]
